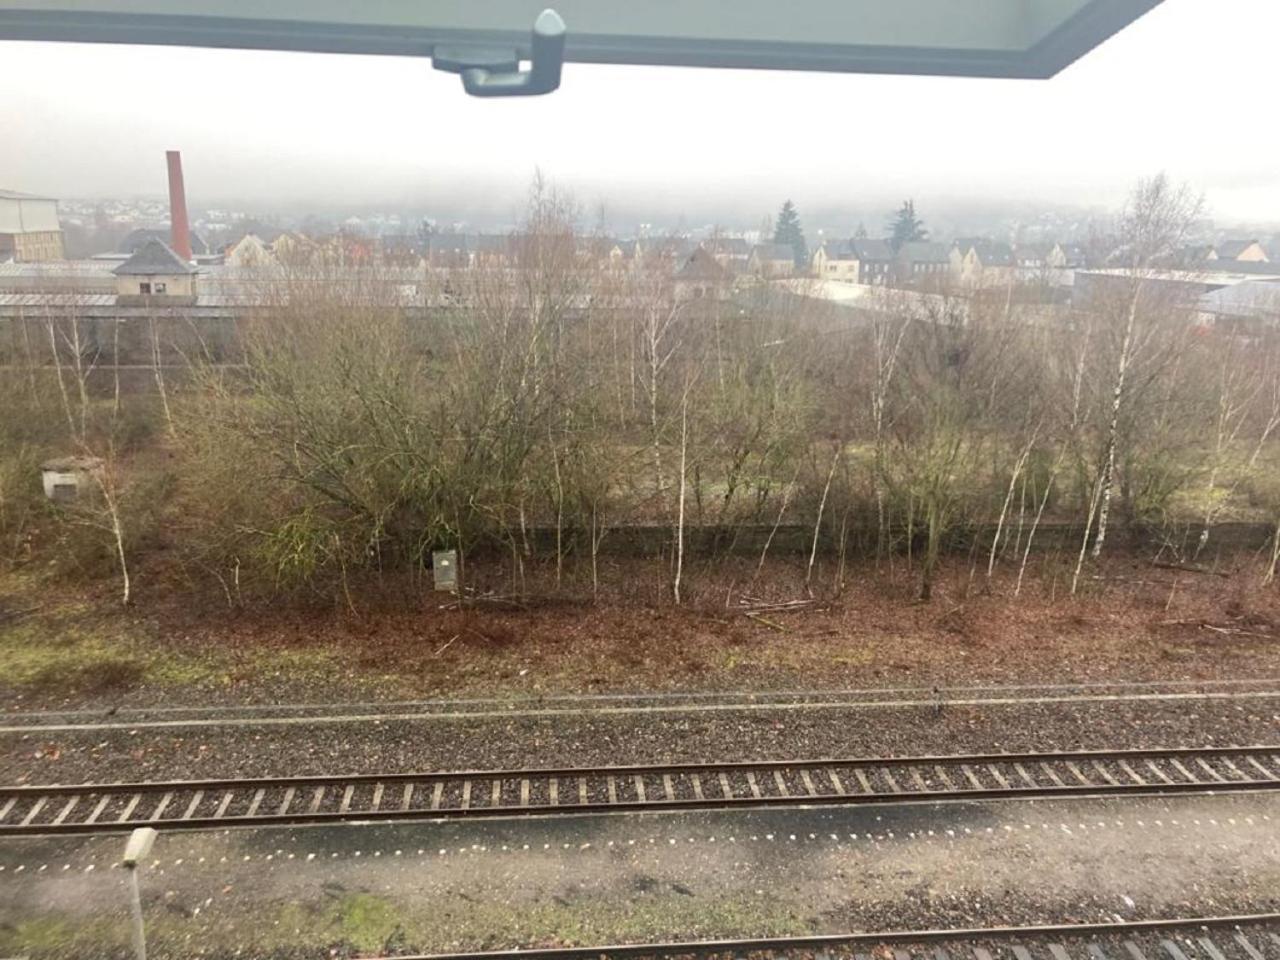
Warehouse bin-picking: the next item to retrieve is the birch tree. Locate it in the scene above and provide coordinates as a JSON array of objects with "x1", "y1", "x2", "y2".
[{"x1": 1090, "y1": 174, "x2": 1202, "y2": 559}]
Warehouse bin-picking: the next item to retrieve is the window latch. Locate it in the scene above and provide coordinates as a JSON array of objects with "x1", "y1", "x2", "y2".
[{"x1": 433, "y1": 9, "x2": 566, "y2": 98}]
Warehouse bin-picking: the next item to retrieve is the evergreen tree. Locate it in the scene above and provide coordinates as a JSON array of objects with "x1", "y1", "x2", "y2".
[
  {"x1": 854, "y1": 222, "x2": 869, "y2": 240},
  {"x1": 773, "y1": 200, "x2": 809, "y2": 269},
  {"x1": 888, "y1": 200, "x2": 928, "y2": 251},
  {"x1": 416, "y1": 218, "x2": 436, "y2": 248}
]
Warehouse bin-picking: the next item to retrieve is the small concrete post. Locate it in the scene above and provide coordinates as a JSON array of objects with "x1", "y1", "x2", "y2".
[
  {"x1": 122, "y1": 827, "x2": 157, "y2": 960},
  {"x1": 127, "y1": 866, "x2": 146, "y2": 960}
]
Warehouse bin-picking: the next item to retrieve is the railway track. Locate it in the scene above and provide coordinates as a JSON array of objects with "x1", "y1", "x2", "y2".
[
  {"x1": 2, "y1": 745, "x2": 1278, "y2": 836},
  {"x1": 376, "y1": 915, "x2": 1280, "y2": 960}
]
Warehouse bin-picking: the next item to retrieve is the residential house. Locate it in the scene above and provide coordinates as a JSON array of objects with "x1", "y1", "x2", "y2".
[
  {"x1": 471, "y1": 233, "x2": 515, "y2": 267},
  {"x1": 747, "y1": 242, "x2": 794, "y2": 278},
  {"x1": 1178, "y1": 244, "x2": 1218, "y2": 265},
  {"x1": 895, "y1": 241, "x2": 952, "y2": 288},
  {"x1": 850, "y1": 239, "x2": 896, "y2": 285},
  {"x1": 271, "y1": 231, "x2": 320, "y2": 265},
  {"x1": 638, "y1": 236, "x2": 695, "y2": 271},
  {"x1": 513, "y1": 231, "x2": 576, "y2": 270},
  {"x1": 813, "y1": 237, "x2": 892, "y2": 283},
  {"x1": 1214, "y1": 239, "x2": 1270, "y2": 263},
  {"x1": 701, "y1": 237, "x2": 751, "y2": 273},
  {"x1": 812, "y1": 239, "x2": 856, "y2": 281},
  {"x1": 1013, "y1": 242, "x2": 1054, "y2": 270},
  {"x1": 574, "y1": 235, "x2": 633, "y2": 269},
  {"x1": 380, "y1": 233, "x2": 427, "y2": 264},
  {"x1": 950, "y1": 239, "x2": 1014, "y2": 289},
  {"x1": 607, "y1": 239, "x2": 639, "y2": 267},
  {"x1": 673, "y1": 247, "x2": 732, "y2": 301},
  {"x1": 424, "y1": 233, "x2": 471, "y2": 269},
  {"x1": 1177, "y1": 240, "x2": 1272, "y2": 267},
  {"x1": 949, "y1": 238, "x2": 982, "y2": 277},
  {"x1": 224, "y1": 233, "x2": 273, "y2": 267},
  {"x1": 1048, "y1": 243, "x2": 1088, "y2": 269}
]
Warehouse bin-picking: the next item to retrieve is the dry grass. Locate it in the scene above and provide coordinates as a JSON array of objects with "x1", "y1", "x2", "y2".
[{"x1": 4, "y1": 546, "x2": 1275, "y2": 710}]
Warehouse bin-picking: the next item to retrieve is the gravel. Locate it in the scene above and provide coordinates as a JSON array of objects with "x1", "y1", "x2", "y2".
[{"x1": 4, "y1": 696, "x2": 1278, "y2": 784}]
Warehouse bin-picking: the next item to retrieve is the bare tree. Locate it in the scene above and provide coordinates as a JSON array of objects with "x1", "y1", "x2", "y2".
[{"x1": 1090, "y1": 174, "x2": 1202, "y2": 558}]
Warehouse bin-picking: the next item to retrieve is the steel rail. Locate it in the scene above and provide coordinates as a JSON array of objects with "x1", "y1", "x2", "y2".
[
  {"x1": 7, "y1": 676, "x2": 1278, "y2": 722},
  {"x1": 2, "y1": 745, "x2": 1277, "y2": 836},
  {"x1": 373, "y1": 914, "x2": 1280, "y2": 960},
  {"x1": 7, "y1": 689, "x2": 1280, "y2": 733}
]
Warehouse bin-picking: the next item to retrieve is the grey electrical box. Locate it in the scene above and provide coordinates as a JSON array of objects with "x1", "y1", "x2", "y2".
[{"x1": 432, "y1": 550, "x2": 458, "y2": 591}]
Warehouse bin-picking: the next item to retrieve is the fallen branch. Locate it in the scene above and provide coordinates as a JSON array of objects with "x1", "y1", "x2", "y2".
[
  {"x1": 433, "y1": 634, "x2": 460, "y2": 657},
  {"x1": 745, "y1": 613, "x2": 786, "y2": 632},
  {"x1": 1200, "y1": 623, "x2": 1273, "y2": 640},
  {"x1": 438, "y1": 587, "x2": 528, "y2": 611},
  {"x1": 1151, "y1": 561, "x2": 1230, "y2": 579},
  {"x1": 1157, "y1": 618, "x2": 1274, "y2": 640},
  {"x1": 741, "y1": 599, "x2": 815, "y2": 608}
]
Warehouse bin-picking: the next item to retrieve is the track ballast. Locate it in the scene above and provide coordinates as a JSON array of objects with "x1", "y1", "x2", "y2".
[{"x1": 2, "y1": 745, "x2": 1277, "y2": 836}]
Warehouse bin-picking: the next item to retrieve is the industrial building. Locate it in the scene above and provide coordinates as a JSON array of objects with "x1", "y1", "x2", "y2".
[{"x1": 0, "y1": 189, "x2": 65, "y2": 262}]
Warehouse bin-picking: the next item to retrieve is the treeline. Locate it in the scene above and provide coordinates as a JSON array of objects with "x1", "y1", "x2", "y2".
[{"x1": 5, "y1": 176, "x2": 1280, "y2": 608}]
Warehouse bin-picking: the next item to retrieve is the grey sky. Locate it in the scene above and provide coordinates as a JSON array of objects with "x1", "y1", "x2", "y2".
[{"x1": 1, "y1": 0, "x2": 1276, "y2": 225}]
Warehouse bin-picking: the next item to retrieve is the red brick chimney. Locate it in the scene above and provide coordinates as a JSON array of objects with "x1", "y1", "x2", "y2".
[{"x1": 165, "y1": 150, "x2": 193, "y2": 262}]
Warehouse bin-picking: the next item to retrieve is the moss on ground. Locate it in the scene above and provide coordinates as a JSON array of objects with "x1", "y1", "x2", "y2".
[
  {"x1": 0, "y1": 568, "x2": 411, "y2": 701},
  {"x1": 0, "y1": 572, "x2": 214, "y2": 696},
  {"x1": 0, "y1": 889, "x2": 811, "y2": 958},
  {"x1": 0, "y1": 914, "x2": 127, "y2": 958}
]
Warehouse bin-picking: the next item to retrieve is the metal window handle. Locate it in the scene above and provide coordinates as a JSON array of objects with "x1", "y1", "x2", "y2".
[{"x1": 435, "y1": 9, "x2": 566, "y2": 98}]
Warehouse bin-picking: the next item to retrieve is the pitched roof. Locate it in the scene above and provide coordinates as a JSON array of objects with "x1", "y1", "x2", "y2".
[
  {"x1": 1180, "y1": 243, "x2": 1216, "y2": 262},
  {"x1": 112, "y1": 238, "x2": 197, "y2": 275},
  {"x1": 968, "y1": 240, "x2": 1014, "y2": 266},
  {"x1": 122, "y1": 227, "x2": 209, "y2": 256},
  {"x1": 897, "y1": 241, "x2": 951, "y2": 264},
  {"x1": 1014, "y1": 242, "x2": 1053, "y2": 261},
  {"x1": 644, "y1": 236, "x2": 696, "y2": 260},
  {"x1": 1215, "y1": 239, "x2": 1264, "y2": 260},
  {"x1": 850, "y1": 238, "x2": 894, "y2": 261},
  {"x1": 676, "y1": 247, "x2": 730, "y2": 281},
  {"x1": 1059, "y1": 243, "x2": 1089, "y2": 266},
  {"x1": 817, "y1": 238, "x2": 856, "y2": 259},
  {"x1": 751, "y1": 242, "x2": 794, "y2": 262},
  {"x1": 702, "y1": 237, "x2": 750, "y2": 257}
]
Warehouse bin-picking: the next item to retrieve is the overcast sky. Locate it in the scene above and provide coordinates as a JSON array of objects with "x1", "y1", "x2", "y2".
[{"x1": 1, "y1": 0, "x2": 1277, "y2": 227}]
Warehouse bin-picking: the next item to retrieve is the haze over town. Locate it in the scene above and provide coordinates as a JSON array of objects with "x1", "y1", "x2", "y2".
[{"x1": 2, "y1": 0, "x2": 1279, "y2": 234}]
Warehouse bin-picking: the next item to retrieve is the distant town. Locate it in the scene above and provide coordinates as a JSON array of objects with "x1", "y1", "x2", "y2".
[{"x1": 4, "y1": 151, "x2": 1280, "y2": 338}]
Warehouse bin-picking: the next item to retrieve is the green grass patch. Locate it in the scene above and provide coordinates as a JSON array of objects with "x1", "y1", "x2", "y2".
[
  {"x1": 4, "y1": 891, "x2": 810, "y2": 958},
  {"x1": 0, "y1": 913, "x2": 130, "y2": 958},
  {"x1": 334, "y1": 893, "x2": 404, "y2": 952},
  {"x1": 0, "y1": 574, "x2": 221, "y2": 696}
]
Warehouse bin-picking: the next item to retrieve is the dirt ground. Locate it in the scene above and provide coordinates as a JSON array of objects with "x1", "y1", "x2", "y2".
[
  {"x1": 3, "y1": 794, "x2": 1279, "y2": 958},
  {"x1": 4, "y1": 551, "x2": 1280, "y2": 712}
]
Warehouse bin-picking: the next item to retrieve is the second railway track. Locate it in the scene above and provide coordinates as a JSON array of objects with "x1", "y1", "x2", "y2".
[{"x1": 3, "y1": 745, "x2": 1279, "y2": 837}]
